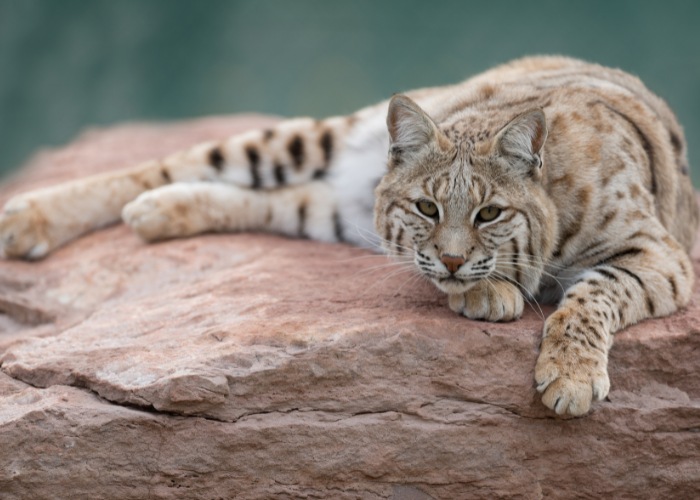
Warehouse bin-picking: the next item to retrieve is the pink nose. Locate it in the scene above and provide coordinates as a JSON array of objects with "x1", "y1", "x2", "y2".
[{"x1": 440, "y1": 254, "x2": 465, "y2": 273}]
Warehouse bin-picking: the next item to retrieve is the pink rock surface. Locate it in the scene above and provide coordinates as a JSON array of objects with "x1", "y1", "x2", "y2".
[{"x1": 0, "y1": 116, "x2": 699, "y2": 499}]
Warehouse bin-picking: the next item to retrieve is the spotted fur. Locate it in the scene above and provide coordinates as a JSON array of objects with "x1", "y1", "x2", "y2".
[{"x1": 0, "y1": 56, "x2": 696, "y2": 416}]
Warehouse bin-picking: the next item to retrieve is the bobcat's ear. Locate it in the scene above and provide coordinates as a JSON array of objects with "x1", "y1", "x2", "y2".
[
  {"x1": 494, "y1": 108, "x2": 548, "y2": 176},
  {"x1": 387, "y1": 95, "x2": 447, "y2": 166}
]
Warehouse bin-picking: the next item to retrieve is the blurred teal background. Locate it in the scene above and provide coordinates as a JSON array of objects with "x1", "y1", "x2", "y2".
[{"x1": 1, "y1": 0, "x2": 699, "y2": 183}]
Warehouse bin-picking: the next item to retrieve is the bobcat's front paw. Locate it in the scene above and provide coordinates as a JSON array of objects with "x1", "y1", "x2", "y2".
[
  {"x1": 535, "y1": 311, "x2": 610, "y2": 416},
  {"x1": 0, "y1": 198, "x2": 52, "y2": 259},
  {"x1": 448, "y1": 279, "x2": 523, "y2": 322},
  {"x1": 122, "y1": 186, "x2": 200, "y2": 242},
  {"x1": 123, "y1": 194, "x2": 175, "y2": 242}
]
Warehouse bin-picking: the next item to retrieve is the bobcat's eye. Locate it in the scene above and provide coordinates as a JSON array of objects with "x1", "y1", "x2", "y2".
[
  {"x1": 476, "y1": 206, "x2": 502, "y2": 224},
  {"x1": 416, "y1": 200, "x2": 439, "y2": 219}
]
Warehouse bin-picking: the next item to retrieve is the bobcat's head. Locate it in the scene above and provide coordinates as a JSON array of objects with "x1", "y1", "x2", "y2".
[{"x1": 374, "y1": 95, "x2": 556, "y2": 296}]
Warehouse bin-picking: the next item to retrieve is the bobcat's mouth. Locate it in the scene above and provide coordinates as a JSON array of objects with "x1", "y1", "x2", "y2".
[
  {"x1": 431, "y1": 274, "x2": 479, "y2": 294},
  {"x1": 414, "y1": 252, "x2": 490, "y2": 294},
  {"x1": 438, "y1": 275, "x2": 465, "y2": 283}
]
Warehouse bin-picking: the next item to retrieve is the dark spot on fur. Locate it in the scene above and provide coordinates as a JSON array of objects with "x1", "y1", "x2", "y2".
[
  {"x1": 667, "y1": 275, "x2": 678, "y2": 301},
  {"x1": 208, "y1": 147, "x2": 225, "y2": 172},
  {"x1": 333, "y1": 211, "x2": 344, "y2": 242},
  {"x1": 320, "y1": 130, "x2": 333, "y2": 166},
  {"x1": 598, "y1": 211, "x2": 617, "y2": 231},
  {"x1": 273, "y1": 163, "x2": 286, "y2": 186},
  {"x1": 288, "y1": 135, "x2": 305, "y2": 170},
  {"x1": 160, "y1": 168, "x2": 172, "y2": 183},
  {"x1": 670, "y1": 130, "x2": 682, "y2": 154},
  {"x1": 245, "y1": 145, "x2": 262, "y2": 189},
  {"x1": 297, "y1": 201, "x2": 308, "y2": 238},
  {"x1": 646, "y1": 296, "x2": 655, "y2": 315}
]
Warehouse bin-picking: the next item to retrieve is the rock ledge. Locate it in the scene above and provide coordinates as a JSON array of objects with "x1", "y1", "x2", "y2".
[{"x1": 1, "y1": 116, "x2": 699, "y2": 499}]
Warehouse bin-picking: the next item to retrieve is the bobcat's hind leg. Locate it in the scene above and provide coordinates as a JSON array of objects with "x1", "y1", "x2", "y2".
[
  {"x1": 122, "y1": 181, "x2": 343, "y2": 243},
  {"x1": 0, "y1": 159, "x2": 184, "y2": 259},
  {"x1": 0, "y1": 114, "x2": 357, "y2": 259}
]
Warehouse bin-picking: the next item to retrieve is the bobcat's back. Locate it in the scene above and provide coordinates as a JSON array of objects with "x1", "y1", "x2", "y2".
[{"x1": 410, "y1": 56, "x2": 697, "y2": 256}]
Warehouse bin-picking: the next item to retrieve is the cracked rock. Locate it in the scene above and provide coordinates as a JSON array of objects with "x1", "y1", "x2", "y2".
[{"x1": 1, "y1": 116, "x2": 700, "y2": 499}]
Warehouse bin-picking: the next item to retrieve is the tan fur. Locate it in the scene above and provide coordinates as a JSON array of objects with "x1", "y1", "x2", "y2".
[
  {"x1": 1, "y1": 56, "x2": 696, "y2": 416},
  {"x1": 375, "y1": 56, "x2": 697, "y2": 415}
]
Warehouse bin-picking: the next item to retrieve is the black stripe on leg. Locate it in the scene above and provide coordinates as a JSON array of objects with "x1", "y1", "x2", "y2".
[
  {"x1": 595, "y1": 268, "x2": 618, "y2": 282},
  {"x1": 273, "y1": 163, "x2": 286, "y2": 186},
  {"x1": 320, "y1": 130, "x2": 333, "y2": 167},
  {"x1": 288, "y1": 136, "x2": 305, "y2": 170},
  {"x1": 609, "y1": 264, "x2": 655, "y2": 316},
  {"x1": 245, "y1": 145, "x2": 262, "y2": 189},
  {"x1": 609, "y1": 265, "x2": 644, "y2": 288},
  {"x1": 297, "y1": 201, "x2": 308, "y2": 238},
  {"x1": 333, "y1": 211, "x2": 345, "y2": 242},
  {"x1": 208, "y1": 146, "x2": 225, "y2": 172},
  {"x1": 596, "y1": 247, "x2": 644, "y2": 266}
]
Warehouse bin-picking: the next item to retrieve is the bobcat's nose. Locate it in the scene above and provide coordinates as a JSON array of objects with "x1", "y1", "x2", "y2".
[{"x1": 440, "y1": 254, "x2": 465, "y2": 274}]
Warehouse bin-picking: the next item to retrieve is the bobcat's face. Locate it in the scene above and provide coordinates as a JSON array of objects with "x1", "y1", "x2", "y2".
[
  {"x1": 374, "y1": 95, "x2": 555, "y2": 296},
  {"x1": 375, "y1": 148, "x2": 534, "y2": 295}
]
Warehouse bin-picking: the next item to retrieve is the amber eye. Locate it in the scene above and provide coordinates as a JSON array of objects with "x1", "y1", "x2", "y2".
[
  {"x1": 476, "y1": 206, "x2": 502, "y2": 223},
  {"x1": 416, "y1": 200, "x2": 439, "y2": 219}
]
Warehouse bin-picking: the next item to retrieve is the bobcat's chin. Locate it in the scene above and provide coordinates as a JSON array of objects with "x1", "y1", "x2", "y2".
[{"x1": 429, "y1": 275, "x2": 478, "y2": 295}]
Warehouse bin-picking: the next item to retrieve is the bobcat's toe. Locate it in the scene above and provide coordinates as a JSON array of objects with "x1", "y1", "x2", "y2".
[{"x1": 535, "y1": 338, "x2": 610, "y2": 416}]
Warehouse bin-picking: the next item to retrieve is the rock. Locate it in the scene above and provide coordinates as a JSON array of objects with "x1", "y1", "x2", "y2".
[{"x1": 1, "y1": 116, "x2": 700, "y2": 499}]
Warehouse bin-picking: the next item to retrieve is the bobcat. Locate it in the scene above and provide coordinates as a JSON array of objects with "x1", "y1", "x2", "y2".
[{"x1": 0, "y1": 56, "x2": 696, "y2": 416}]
